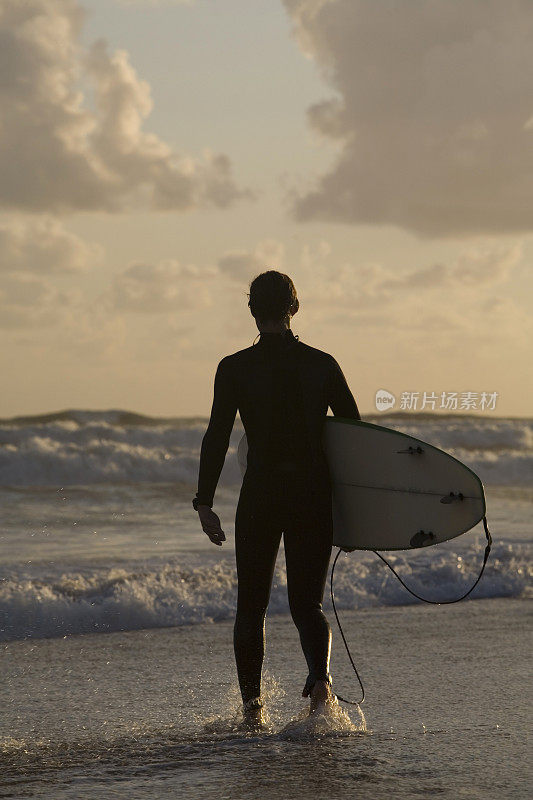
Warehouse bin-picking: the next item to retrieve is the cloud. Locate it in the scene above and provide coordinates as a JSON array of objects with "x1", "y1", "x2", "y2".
[
  {"x1": 0, "y1": 216, "x2": 102, "y2": 273},
  {"x1": 0, "y1": 272, "x2": 80, "y2": 328},
  {"x1": 214, "y1": 238, "x2": 524, "y2": 314},
  {"x1": 115, "y1": 1, "x2": 193, "y2": 6},
  {"x1": 0, "y1": 0, "x2": 250, "y2": 214},
  {"x1": 214, "y1": 236, "x2": 529, "y2": 353},
  {"x1": 0, "y1": 214, "x2": 97, "y2": 329},
  {"x1": 379, "y1": 242, "x2": 524, "y2": 295},
  {"x1": 295, "y1": 241, "x2": 524, "y2": 311},
  {"x1": 282, "y1": 242, "x2": 532, "y2": 369},
  {"x1": 284, "y1": 0, "x2": 533, "y2": 237},
  {"x1": 217, "y1": 239, "x2": 286, "y2": 282},
  {"x1": 108, "y1": 260, "x2": 216, "y2": 312},
  {"x1": 217, "y1": 252, "x2": 264, "y2": 282}
]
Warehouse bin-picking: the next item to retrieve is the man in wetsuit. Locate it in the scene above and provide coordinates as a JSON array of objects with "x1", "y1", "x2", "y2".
[{"x1": 193, "y1": 270, "x2": 361, "y2": 727}]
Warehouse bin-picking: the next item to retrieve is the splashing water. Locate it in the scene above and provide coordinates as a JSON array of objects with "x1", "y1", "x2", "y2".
[
  {"x1": 278, "y1": 696, "x2": 367, "y2": 739},
  {"x1": 195, "y1": 674, "x2": 366, "y2": 739},
  {"x1": 199, "y1": 674, "x2": 286, "y2": 736}
]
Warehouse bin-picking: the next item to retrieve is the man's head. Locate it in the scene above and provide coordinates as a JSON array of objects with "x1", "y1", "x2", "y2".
[{"x1": 247, "y1": 270, "x2": 299, "y2": 330}]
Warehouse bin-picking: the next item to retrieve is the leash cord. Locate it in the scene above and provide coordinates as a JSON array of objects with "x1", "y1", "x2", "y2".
[
  {"x1": 330, "y1": 547, "x2": 366, "y2": 706},
  {"x1": 330, "y1": 516, "x2": 492, "y2": 707}
]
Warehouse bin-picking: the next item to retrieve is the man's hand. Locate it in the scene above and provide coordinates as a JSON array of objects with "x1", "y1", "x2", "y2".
[{"x1": 197, "y1": 505, "x2": 226, "y2": 546}]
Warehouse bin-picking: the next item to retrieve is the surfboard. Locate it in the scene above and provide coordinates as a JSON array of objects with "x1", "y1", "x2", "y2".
[
  {"x1": 236, "y1": 417, "x2": 486, "y2": 552},
  {"x1": 323, "y1": 417, "x2": 486, "y2": 551}
]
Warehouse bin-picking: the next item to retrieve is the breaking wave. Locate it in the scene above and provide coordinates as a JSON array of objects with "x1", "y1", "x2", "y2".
[
  {"x1": 1, "y1": 539, "x2": 529, "y2": 642},
  {"x1": 0, "y1": 410, "x2": 530, "y2": 487}
]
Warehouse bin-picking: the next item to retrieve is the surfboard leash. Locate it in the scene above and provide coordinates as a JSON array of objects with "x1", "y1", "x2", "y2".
[
  {"x1": 330, "y1": 547, "x2": 366, "y2": 706},
  {"x1": 371, "y1": 515, "x2": 492, "y2": 605},
  {"x1": 330, "y1": 516, "x2": 492, "y2": 706}
]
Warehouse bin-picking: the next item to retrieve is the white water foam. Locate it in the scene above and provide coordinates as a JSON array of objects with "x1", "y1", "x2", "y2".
[
  {"x1": 1, "y1": 541, "x2": 529, "y2": 642},
  {"x1": 0, "y1": 410, "x2": 531, "y2": 487},
  {"x1": 278, "y1": 699, "x2": 366, "y2": 738}
]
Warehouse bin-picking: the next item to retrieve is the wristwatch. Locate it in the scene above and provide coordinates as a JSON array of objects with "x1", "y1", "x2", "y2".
[{"x1": 192, "y1": 496, "x2": 211, "y2": 511}]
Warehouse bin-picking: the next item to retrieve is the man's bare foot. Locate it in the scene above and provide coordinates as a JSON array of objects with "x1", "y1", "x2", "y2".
[
  {"x1": 309, "y1": 680, "x2": 335, "y2": 715},
  {"x1": 239, "y1": 698, "x2": 268, "y2": 732}
]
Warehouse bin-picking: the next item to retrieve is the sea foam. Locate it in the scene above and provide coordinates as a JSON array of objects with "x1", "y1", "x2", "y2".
[
  {"x1": 0, "y1": 410, "x2": 530, "y2": 487},
  {"x1": 1, "y1": 540, "x2": 529, "y2": 642}
]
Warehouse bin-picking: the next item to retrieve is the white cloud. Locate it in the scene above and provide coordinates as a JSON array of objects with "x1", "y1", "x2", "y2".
[
  {"x1": 0, "y1": 216, "x2": 102, "y2": 273},
  {"x1": 217, "y1": 239, "x2": 286, "y2": 282},
  {"x1": 217, "y1": 251, "x2": 264, "y2": 282},
  {"x1": 214, "y1": 236, "x2": 530, "y2": 353},
  {"x1": 109, "y1": 260, "x2": 216, "y2": 312},
  {"x1": 0, "y1": 0, "x2": 250, "y2": 214},
  {"x1": 117, "y1": 0, "x2": 195, "y2": 7},
  {"x1": 2, "y1": 234, "x2": 528, "y2": 370},
  {"x1": 215, "y1": 238, "x2": 524, "y2": 314},
  {"x1": 56, "y1": 304, "x2": 128, "y2": 358},
  {"x1": 0, "y1": 272, "x2": 80, "y2": 328},
  {"x1": 379, "y1": 242, "x2": 524, "y2": 295},
  {"x1": 284, "y1": 0, "x2": 533, "y2": 237},
  {"x1": 115, "y1": 1, "x2": 193, "y2": 6},
  {"x1": 295, "y1": 241, "x2": 524, "y2": 311}
]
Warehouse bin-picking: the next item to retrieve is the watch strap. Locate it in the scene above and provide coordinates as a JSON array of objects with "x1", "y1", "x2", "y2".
[{"x1": 192, "y1": 495, "x2": 212, "y2": 511}]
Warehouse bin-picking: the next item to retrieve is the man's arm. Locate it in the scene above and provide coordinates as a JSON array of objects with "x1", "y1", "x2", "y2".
[
  {"x1": 328, "y1": 357, "x2": 361, "y2": 420},
  {"x1": 195, "y1": 356, "x2": 238, "y2": 508}
]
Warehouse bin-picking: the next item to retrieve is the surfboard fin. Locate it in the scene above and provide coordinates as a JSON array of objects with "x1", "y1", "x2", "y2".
[
  {"x1": 440, "y1": 491, "x2": 464, "y2": 504},
  {"x1": 396, "y1": 445, "x2": 424, "y2": 454},
  {"x1": 410, "y1": 530, "x2": 436, "y2": 548}
]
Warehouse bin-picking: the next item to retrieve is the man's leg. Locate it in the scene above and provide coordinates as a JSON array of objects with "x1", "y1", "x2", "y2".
[
  {"x1": 283, "y1": 488, "x2": 333, "y2": 701},
  {"x1": 234, "y1": 483, "x2": 282, "y2": 705}
]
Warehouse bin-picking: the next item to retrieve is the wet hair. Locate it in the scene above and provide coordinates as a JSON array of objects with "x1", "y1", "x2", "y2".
[{"x1": 247, "y1": 270, "x2": 299, "y2": 324}]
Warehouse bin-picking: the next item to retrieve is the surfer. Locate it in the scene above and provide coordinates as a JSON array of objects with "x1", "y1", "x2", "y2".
[{"x1": 193, "y1": 270, "x2": 361, "y2": 729}]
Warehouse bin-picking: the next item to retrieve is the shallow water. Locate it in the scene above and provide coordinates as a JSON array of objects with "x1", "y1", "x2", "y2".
[
  {"x1": 1, "y1": 599, "x2": 530, "y2": 799},
  {"x1": 1, "y1": 412, "x2": 531, "y2": 798}
]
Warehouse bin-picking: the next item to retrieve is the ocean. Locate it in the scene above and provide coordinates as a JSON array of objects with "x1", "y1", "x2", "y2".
[{"x1": 1, "y1": 411, "x2": 531, "y2": 799}]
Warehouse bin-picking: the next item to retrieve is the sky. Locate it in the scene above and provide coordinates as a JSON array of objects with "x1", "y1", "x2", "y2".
[{"x1": 1, "y1": 0, "x2": 532, "y2": 418}]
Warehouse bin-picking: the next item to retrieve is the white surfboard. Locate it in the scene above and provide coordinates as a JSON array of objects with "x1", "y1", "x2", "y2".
[
  {"x1": 324, "y1": 417, "x2": 486, "y2": 551},
  {"x1": 236, "y1": 417, "x2": 486, "y2": 552}
]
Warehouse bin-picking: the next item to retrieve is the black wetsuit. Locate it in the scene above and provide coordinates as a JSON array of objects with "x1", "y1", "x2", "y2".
[{"x1": 195, "y1": 328, "x2": 360, "y2": 703}]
